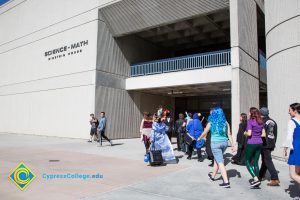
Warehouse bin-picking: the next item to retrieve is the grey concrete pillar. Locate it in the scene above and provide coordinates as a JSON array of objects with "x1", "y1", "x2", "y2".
[
  {"x1": 230, "y1": 0, "x2": 260, "y2": 140},
  {"x1": 265, "y1": 0, "x2": 300, "y2": 158}
]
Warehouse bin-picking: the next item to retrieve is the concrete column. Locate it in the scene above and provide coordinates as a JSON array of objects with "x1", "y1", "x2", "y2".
[
  {"x1": 230, "y1": 0, "x2": 260, "y2": 140},
  {"x1": 265, "y1": 0, "x2": 300, "y2": 158}
]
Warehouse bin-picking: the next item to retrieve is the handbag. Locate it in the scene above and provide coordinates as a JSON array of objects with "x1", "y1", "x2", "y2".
[
  {"x1": 184, "y1": 132, "x2": 194, "y2": 145},
  {"x1": 149, "y1": 132, "x2": 163, "y2": 166},
  {"x1": 184, "y1": 121, "x2": 195, "y2": 145}
]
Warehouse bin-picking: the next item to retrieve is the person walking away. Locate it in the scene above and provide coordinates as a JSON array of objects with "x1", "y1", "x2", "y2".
[
  {"x1": 140, "y1": 112, "x2": 153, "y2": 153},
  {"x1": 232, "y1": 113, "x2": 247, "y2": 165},
  {"x1": 258, "y1": 107, "x2": 280, "y2": 186},
  {"x1": 205, "y1": 109, "x2": 214, "y2": 167},
  {"x1": 244, "y1": 107, "x2": 266, "y2": 188},
  {"x1": 88, "y1": 114, "x2": 99, "y2": 142},
  {"x1": 175, "y1": 113, "x2": 186, "y2": 152},
  {"x1": 186, "y1": 113, "x2": 205, "y2": 161},
  {"x1": 150, "y1": 115, "x2": 176, "y2": 163},
  {"x1": 198, "y1": 107, "x2": 234, "y2": 188},
  {"x1": 164, "y1": 111, "x2": 174, "y2": 142},
  {"x1": 97, "y1": 112, "x2": 112, "y2": 146},
  {"x1": 283, "y1": 103, "x2": 300, "y2": 193},
  {"x1": 205, "y1": 131, "x2": 214, "y2": 167}
]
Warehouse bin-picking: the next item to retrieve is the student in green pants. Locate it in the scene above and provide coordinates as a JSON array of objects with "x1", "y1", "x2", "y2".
[{"x1": 244, "y1": 107, "x2": 266, "y2": 188}]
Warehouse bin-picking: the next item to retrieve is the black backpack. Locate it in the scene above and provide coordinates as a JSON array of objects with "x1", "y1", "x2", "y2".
[
  {"x1": 95, "y1": 118, "x2": 99, "y2": 128},
  {"x1": 149, "y1": 132, "x2": 164, "y2": 166}
]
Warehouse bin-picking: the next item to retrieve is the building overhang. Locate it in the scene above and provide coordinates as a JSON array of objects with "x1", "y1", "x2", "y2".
[
  {"x1": 100, "y1": 0, "x2": 229, "y2": 37},
  {"x1": 126, "y1": 66, "x2": 231, "y2": 91}
]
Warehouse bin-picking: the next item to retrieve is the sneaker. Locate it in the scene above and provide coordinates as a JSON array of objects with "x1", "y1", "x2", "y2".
[
  {"x1": 198, "y1": 156, "x2": 203, "y2": 162},
  {"x1": 208, "y1": 161, "x2": 214, "y2": 167},
  {"x1": 109, "y1": 141, "x2": 113, "y2": 146},
  {"x1": 250, "y1": 180, "x2": 261, "y2": 187},
  {"x1": 267, "y1": 180, "x2": 280, "y2": 186},
  {"x1": 208, "y1": 173, "x2": 215, "y2": 181},
  {"x1": 87, "y1": 140, "x2": 92, "y2": 143},
  {"x1": 219, "y1": 182, "x2": 230, "y2": 188}
]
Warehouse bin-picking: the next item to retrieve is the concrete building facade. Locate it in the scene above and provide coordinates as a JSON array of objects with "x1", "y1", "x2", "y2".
[
  {"x1": 0, "y1": 0, "x2": 279, "y2": 154},
  {"x1": 265, "y1": 0, "x2": 300, "y2": 157}
]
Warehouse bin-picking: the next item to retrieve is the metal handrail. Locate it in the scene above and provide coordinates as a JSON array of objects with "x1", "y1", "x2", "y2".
[{"x1": 130, "y1": 49, "x2": 231, "y2": 77}]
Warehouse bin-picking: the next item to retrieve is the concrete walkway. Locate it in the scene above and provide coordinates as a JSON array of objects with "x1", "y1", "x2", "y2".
[{"x1": 0, "y1": 133, "x2": 299, "y2": 200}]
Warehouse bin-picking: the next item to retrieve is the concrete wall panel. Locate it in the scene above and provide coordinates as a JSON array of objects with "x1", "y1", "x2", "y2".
[
  {"x1": 100, "y1": 0, "x2": 229, "y2": 36},
  {"x1": 265, "y1": 0, "x2": 300, "y2": 33},
  {"x1": 96, "y1": 19, "x2": 130, "y2": 77},
  {"x1": 267, "y1": 46, "x2": 300, "y2": 157},
  {"x1": 266, "y1": 17, "x2": 300, "y2": 58},
  {"x1": 230, "y1": 0, "x2": 259, "y2": 138},
  {"x1": 266, "y1": 0, "x2": 300, "y2": 158}
]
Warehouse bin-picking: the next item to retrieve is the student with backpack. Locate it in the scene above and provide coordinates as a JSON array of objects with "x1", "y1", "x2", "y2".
[
  {"x1": 88, "y1": 113, "x2": 99, "y2": 143},
  {"x1": 258, "y1": 107, "x2": 280, "y2": 186}
]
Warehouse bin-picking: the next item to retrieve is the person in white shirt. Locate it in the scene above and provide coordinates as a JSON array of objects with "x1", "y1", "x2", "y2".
[{"x1": 283, "y1": 103, "x2": 300, "y2": 189}]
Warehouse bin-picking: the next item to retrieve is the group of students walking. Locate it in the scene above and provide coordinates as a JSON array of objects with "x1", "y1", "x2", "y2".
[
  {"x1": 140, "y1": 109, "x2": 176, "y2": 163},
  {"x1": 231, "y1": 107, "x2": 280, "y2": 186},
  {"x1": 88, "y1": 112, "x2": 113, "y2": 146},
  {"x1": 139, "y1": 103, "x2": 300, "y2": 191},
  {"x1": 88, "y1": 103, "x2": 300, "y2": 192}
]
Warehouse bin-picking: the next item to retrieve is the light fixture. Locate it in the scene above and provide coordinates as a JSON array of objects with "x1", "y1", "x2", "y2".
[
  {"x1": 222, "y1": 88, "x2": 231, "y2": 91},
  {"x1": 167, "y1": 90, "x2": 183, "y2": 95}
]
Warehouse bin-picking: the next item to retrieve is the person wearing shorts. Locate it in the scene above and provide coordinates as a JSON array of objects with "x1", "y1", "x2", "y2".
[
  {"x1": 198, "y1": 107, "x2": 233, "y2": 188},
  {"x1": 88, "y1": 113, "x2": 98, "y2": 142}
]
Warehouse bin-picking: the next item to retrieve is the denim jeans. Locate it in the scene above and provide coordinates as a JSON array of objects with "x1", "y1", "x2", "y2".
[{"x1": 211, "y1": 140, "x2": 228, "y2": 164}]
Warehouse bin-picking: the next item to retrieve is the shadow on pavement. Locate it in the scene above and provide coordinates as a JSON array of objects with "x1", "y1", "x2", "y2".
[
  {"x1": 227, "y1": 169, "x2": 242, "y2": 179},
  {"x1": 111, "y1": 143, "x2": 124, "y2": 146},
  {"x1": 285, "y1": 181, "x2": 300, "y2": 199},
  {"x1": 224, "y1": 153, "x2": 233, "y2": 166}
]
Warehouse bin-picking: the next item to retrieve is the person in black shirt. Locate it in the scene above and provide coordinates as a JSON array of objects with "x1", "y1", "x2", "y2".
[
  {"x1": 258, "y1": 107, "x2": 280, "y2": 186},
  {"x1": 88, "y1": 113, "x2": 99, "y2": 142},
  {"x1": 175, "y1": 113, "x2": 186, "y2": 151},
  {"x1": 205, "y1": 109, "x2": 214, "y2": 167},
  {"x1": 231, "y1": 113, "x2": 247, "y2": 165}
]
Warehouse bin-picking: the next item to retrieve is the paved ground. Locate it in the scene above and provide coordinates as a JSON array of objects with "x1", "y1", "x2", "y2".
[{"x1": 0, "y1": 133, "x2": 299, "y2": 200}]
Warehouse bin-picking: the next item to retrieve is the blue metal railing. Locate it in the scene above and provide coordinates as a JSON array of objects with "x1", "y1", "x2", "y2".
[
  {"x1": 130, "y1": 49, "x2": 231, "y2": 77},
  {"x1": 259, "y1": 51, "x2": 267, "y2": 69}
]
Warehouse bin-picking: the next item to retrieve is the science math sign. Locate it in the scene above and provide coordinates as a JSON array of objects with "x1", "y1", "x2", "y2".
[{"x1": 44, "y1": 40, "x2": 89, "y2": 61}]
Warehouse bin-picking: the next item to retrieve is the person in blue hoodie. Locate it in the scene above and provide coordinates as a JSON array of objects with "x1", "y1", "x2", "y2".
[
  {"x1": 150, "y1": 115, "x2": 176, "y2": 163},
  {"x1": 186, "y1": 113, "x2": 205, "y2": 161}
]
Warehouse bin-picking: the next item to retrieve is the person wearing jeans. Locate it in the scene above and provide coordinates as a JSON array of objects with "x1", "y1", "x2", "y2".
[
  {"x1": 244, "y1": 107, "x2": 266, "y2": 188},
  {"x1": 186, "y1": 113, "x2": 205, "y2": 161},
  {"x1": 97, "y1": 112, "x2": 112, "y2": 146},
  {"x1": 198, "y1": 107, "x2": 233, "y2": 188},
  {"x1": 258, "y1": 107, "x2": 280, "y2": 186}
]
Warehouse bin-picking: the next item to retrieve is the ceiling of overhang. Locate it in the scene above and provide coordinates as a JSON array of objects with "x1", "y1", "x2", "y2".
[
  {"x1": 134, "y1": 9, "x2": 230, "y2": 52},
  {"x1": 138, "y1": 81, "x2": 231, "y2": 97}
]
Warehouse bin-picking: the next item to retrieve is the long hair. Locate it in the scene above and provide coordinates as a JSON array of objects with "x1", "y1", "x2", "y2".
[
  {"x1": 241, "y1": 113, "x2": 247, "y2": 123},
  {"x1": 209, "y1": 107, "x2": 227, "y2": 134},
  {"x1": 250, "y1": 107, "x2": 263, "y2": 124}
]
